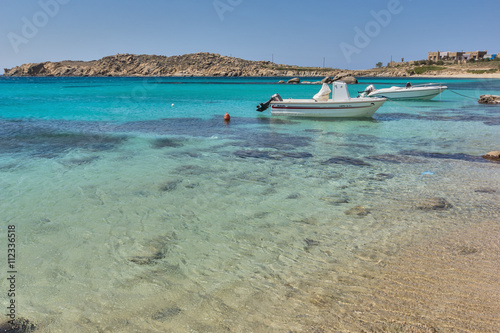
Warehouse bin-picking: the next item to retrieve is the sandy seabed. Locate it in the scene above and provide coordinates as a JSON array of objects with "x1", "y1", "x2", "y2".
[{"x1": 297, "y1": 221, "x2": 500, "y2": 332}]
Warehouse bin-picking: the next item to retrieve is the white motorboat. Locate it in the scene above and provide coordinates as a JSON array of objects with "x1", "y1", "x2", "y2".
[
  {"x1": 256, "y1": 82, "x2": 386, "y2": 118},
  {"x1": 360, "y1": 82, "x2": 447, "y2": 100}
]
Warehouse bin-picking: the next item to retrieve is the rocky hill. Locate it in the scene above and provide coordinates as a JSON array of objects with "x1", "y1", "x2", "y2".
[
  {"x1": 5, "y1": 52, "x2": 499, "y2": 78},
  {"x1": 3, "y1": 53, "x2": 339, "y2": 77}
]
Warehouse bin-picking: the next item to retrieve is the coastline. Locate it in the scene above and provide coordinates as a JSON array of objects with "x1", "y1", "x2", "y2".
[
  {"x1": 3, "y1": 53, "x2": 500, "y2": 79},
  {"x1": 2, "y1": 74, "x2": 500, "y2": 79},
  {"x1": 412, "y1": 73, "x2": 500, "y2": 79},
  {"x1": 2, "y1": 73, "x2": 500, "y2": 79}
]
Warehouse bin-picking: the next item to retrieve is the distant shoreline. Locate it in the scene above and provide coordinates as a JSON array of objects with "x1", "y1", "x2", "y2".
[
  {"x1": 2, "y1": 74, "x2": 500, "y2": 79},
  {"x1": 410, "y1": 73, "x2": 500, "y2": 79},
  {"x1": 4, "y1": 53, "x2": 500, "y2": 79}
]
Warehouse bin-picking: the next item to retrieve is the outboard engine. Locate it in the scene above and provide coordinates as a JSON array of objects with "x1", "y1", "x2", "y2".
[
  {"x1": 360, "y1": 84, "x2": 375, "y2": 97},
  {"x1": 256, "y1": 93, "x2": 282, "y2": 112}
]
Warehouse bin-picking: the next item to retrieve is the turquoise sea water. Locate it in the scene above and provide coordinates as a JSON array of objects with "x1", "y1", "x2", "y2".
[{"x1": 1, "y1": 76, "x2": 499, "y2": 331}]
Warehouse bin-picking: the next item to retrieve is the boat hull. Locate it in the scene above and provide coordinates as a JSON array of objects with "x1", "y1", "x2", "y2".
[
  {"x1": 368, "y1": 86, "x2": 447, "y2": 100},
  {"x1": 270, "y1": 98, "x2": 386, "y2": 118}
]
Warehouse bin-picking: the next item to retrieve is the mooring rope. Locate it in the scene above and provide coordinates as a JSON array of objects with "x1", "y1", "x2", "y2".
[
  {"x1": 447, "y1": 89, "x2": 478, "y2": 100},
  {"x1": 377, "y1": 87, "x2": 479, "y2": 115},
  {"x1": 381, "y1": 97, "x2": 428, "y2": 115}
]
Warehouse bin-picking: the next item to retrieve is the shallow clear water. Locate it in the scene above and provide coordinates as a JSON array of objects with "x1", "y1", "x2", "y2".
[{"x1": 1, "y1": 77, "x2": 499, "y2": 331}]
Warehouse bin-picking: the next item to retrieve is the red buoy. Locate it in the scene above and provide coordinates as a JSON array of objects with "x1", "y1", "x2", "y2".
[{"x1": 224, "y1": 113, "x2": 231, "y2": 121}]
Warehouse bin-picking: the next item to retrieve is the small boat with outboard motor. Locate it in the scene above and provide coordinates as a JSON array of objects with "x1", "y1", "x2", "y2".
[
  {"x1": 256, "y1": 81, "x2": 386, "y2": 118},
  {"x1": 360, "y1": 82, "x2": 447, "y2": 100}
]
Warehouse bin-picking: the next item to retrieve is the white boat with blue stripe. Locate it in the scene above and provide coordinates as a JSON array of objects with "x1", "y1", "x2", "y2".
[{"x1": 256, "y1": 82, "x2": 386, "y2": 118}]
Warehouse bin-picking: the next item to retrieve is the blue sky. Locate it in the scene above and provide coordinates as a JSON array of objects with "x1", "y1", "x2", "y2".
[{"x1": 1, "y1": 0, "x2": 499, "y2": 74}]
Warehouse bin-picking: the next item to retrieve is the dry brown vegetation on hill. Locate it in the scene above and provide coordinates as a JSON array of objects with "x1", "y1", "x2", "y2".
[
  {"x1": 4, "y1": 53, "x2": 500, "y2": 78},
  {"x1": 3, "y1": 53, "x2": 337, "y2": 77}
]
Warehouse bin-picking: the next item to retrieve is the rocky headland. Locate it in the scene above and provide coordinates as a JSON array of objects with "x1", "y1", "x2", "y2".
[
  {"x1": 4, "y1": 52, "x2": 500, "y2": 79},
  {"x1": 3, "y1": 53, "x2": 338, "y2": 78}
]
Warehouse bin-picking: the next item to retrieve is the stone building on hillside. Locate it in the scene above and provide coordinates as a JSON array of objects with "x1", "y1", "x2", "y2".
[
  {"x1": 428, "y1": 51, "x2": 440, "y2": 61},
  {"x1": 428, "y1": 50, "x2": 487, "y2": 62},
  {"x1": 448, "y1": 52, "x2": 464, "y2": 61},
  {"x1": 469, "y1": 50, "x2": 488, "y2": 60}
]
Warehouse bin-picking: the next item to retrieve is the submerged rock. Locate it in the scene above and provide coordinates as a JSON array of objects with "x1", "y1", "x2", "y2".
[
  {"x1": 234, "y1": 150, "x2": 276, "y2": 159},
  {"x1": 456, "y1": 245, "x2": 479, "y2": 255},
  {"x1": 0, "y1": 163, "x2": 18, "y2": 171},
  {"x1": 345, "y1": 206, "x2": 370, "y2": 216},
  {"x1": 369, "y1": 173, "x2": 394, "y2": 181},
  {"x1": 320, "y1": 195, "x2": 350, "y2": 205},
  {"x1": 237, "y1": 131, "x2": 311, "y2": 150},
  {"x1": 474, "y1": 188, "x2": 496, "y2": 193},
  {"x1": 129, "y1": 252, "x2": 165, "y2": 265},
  {"x1": 159, "y1": 179, "x2": 182, "y2": 192},
  {"x1": 416, "y1": 197, "x2": 452, "y2": 210},
  {"x1": 367, "y1": 154, "x2": 424, "y2": 164},
  {"x1": 478, "y1": 95, "x2": 500, "y2": 104},
  {"x1": 304, "y1": 238, "x2": 320, "y2": 246},
  {"x1": 0, "y1": 317, "x2": 37, "y2": 333},
  {"x1": 401, "y1": 151, "x2": 485, "y2": 163},
  {"x1": 129, "y1": 233, "x2": 178, "y2": 265},
  {"x1": 234, "y1": 149, "x2": 312, "y2": 160},
  {"x1": 152, "y1": 307, "x2": 182, "y2": 321},
  {"x1": 0, "y1": 124, "x2": 128, "y2": 159},
  {"x1": 281, "y1": 152, "x2": 313, "y2": 159},
  {"x1": 152, "y1": 137, "x2": 184, "y2": 148},
  {"x1": 322, "y1": 156, "x2": 371, "y2": 166},
  {"x1": 304, "y1": 238, "x2": 320, "y2": 251},
  {"x1": 61, "y1": 155, "x2": 100, "y2": 166}
]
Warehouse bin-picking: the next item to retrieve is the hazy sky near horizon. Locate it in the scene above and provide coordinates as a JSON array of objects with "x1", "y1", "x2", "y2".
[{"x1": 1, "y1": 0, "x2": 499, "y2": 74}]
